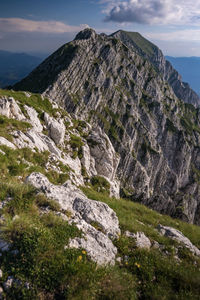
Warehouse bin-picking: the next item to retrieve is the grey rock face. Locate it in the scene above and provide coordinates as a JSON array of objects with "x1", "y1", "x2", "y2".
[
  {"x1": 157, "y1": 224, "x2": 200, "y2": 256},
  {"x1": 26, "y1": 172, "x2": 120, "y2": 265},
  {"x1": 86, "y1": 127, "x2": 120, "y2": 198},
  {"x1": 112, "y1": 30, "x2": 200, "y2": 107},
  {"x1": 44, "y1": 113, "x2": 65, "y2": 145},
  {"x1": 24, "y1": 105, "x2": 43, "y2": 132},
  {"x1": 13, "y1": 28, "x2": 200, "y2": 224}
]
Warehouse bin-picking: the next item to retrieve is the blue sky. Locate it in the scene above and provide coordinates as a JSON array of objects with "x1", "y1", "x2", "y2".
[{"x1": 0, "y1": 0, "x2": 200, "y2": 56}]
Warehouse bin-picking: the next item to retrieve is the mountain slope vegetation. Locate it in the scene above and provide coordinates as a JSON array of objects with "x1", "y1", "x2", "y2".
[{"x1": 0, "y1": 89, "x2": 199, "y2": 299}]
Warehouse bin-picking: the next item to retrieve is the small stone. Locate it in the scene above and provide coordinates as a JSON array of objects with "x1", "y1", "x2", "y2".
[
  {"x1": 3, "y1": 276, "x2": 14, "y2": 290},
  {"x1": 10, "y1": 249, "x2": 19, "y2": 255},
  {"x1": 13, "y1": 215, "x2": 20, "y2": 221},
  {"x1": 116, "y1": 257, "x2": 122, "y2": 263},
  {"x1": 151, "y1": 240, "x2": 160, "y2": 249},
  {"x1": 125, "y1": 231, "x2": 151, "y2": 249}
]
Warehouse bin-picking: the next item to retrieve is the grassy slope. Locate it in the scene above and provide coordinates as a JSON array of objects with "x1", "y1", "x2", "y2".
[
  {"x1": 0, "y1": 90, "x2": 199, "y2": 299},
  {"x1": 120, "y1": 31, "x2": 157, "y2": 58}
]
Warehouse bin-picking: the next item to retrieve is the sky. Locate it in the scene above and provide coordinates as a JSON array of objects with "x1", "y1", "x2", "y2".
[{"x1": 0, "y1": 0, "x2": 200, "y2": 57}]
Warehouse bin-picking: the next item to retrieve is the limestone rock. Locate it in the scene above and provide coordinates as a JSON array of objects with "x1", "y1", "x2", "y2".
[
  {"x1": 157, "y1": 224, "x2": 200, "y2": 256},
  {"x1": 125, "y1": 231, "x2": 151, "y2": 249},
  {"x1": 24, "y1": 105, "x2": 43, "y2": 132},
  {"x1": 0, "y1": 96, "x2": 24, "y2": 121},
  {"x1": 68, "y1": 219, "x2": 117, "y2": 265},
  {"x1": 0, "y1": 137, "x2": 16, "y2": 149},
  {"x1": 26, "y1": 172, "x2": 120, "y2": 264},
  {"x1": 44, "y1": 113, "x2": 65, "y2": 145},
  {"x1": 73, "y1": 197, "x2": 120, "y2": 239},
  {"x1": 88, "y1": 127, "x2": 120, "y2": 181}
]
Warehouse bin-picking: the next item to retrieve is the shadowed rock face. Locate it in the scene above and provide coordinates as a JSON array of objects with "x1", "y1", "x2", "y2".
[{"x1": 13, "y1": 28, "x2": 200, "y2": 225}]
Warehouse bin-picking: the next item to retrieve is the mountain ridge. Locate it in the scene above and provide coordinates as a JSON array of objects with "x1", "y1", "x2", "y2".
[{"x1": 111, "y1": 30, "x2": 200, "y2": 107}]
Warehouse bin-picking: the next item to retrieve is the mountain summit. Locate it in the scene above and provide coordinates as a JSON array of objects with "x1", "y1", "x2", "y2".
[
  {"x1": 111, "y1": 30, "x2": 200, "y2": 107},
  {"x1": 13, "y1": 28, "x2": 200, "y2": 224}
]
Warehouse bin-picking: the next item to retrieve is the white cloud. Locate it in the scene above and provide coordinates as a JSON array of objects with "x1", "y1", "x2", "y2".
[
  {"x1": 145, "y1": 29, "x2": 200, "y2": 42},
  {"x1": 0, "y1": 18, "x2": 89, "y2": 33},
  {"x1": 103, "y1": 0, "x2": 200, "y2": 25}
]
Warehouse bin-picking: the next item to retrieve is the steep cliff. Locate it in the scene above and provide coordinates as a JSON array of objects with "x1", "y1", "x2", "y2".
[
  {"x1": 112, "y1": 30, "x2": 200, "y2": 107},
  {"x1": 13, "y1": 28, "x2": 200, "y2": 225}
]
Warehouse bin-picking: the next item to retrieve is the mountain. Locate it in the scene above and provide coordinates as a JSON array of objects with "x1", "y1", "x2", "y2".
[
  {"x1": 0, "y1": 88, "x2": 200, "y2": 299},
  {"x1": 0, "y1": 50, "x2": 43, "y2": 88},
  {"x1": 166, "y1": 56, "x2": 200, "y2": 96},
  {"x1": 111, "y1": 31, "x2": 200, "y2": 107},
  {"x1": 13, "y1": 28, "x2": 200, "y2": 225}
]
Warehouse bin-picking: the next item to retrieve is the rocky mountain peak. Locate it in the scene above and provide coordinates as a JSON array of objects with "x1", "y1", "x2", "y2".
[
  {"x1": 112, "y1": 30, "x2": 200, "y2": 107},
  {"x1": 75, "y1": 27, "x2": 97, "y2": 40}
]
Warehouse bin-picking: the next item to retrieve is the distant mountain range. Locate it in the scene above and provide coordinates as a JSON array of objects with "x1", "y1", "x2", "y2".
[
  {"x1": 166, "y1": 56, "x2": 200, "y2": 96},
  {"x1": 0, "y1": 50, "x2": 43, "y2": 88}
]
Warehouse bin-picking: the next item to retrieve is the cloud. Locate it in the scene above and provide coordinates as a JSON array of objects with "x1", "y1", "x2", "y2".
[
  {"x1": 0, "y1": 18, "x2": 89, "y2": 33},
  {"x1": 146, "y1": 29, "x2": 200, "y2": 42},
  {"x1": 103, "y1": 0, "x2": 200, "y2": 25}
]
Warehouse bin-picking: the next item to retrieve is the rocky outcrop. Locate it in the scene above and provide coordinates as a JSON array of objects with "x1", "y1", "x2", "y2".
[
  {"x1": 0, "y1": 96, "x2": 24, "y2": 120},
  {"x1": 157, "y1": 224, "x2": 200, "y2": 256},
  {"x1": 44, "y1": 113, "x2": 65, "y2": 145},
  {"x1": 26, "y1": 172, "x2": 120, "y2": 265}
]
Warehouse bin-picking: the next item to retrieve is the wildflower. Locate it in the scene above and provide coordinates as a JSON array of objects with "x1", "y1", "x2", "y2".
[
  {"x1": 125, "y1": 262, "x2": 128, "y2": 265},
  {"x1": 82, "y1": 250, "x2": 86, "y2": 255},
  {"x1": 77, "y1": 255, "x2": 82, "y2": 262},
  {"x1": 135, "y1": 262, "x2": 141, "y2": 268}
]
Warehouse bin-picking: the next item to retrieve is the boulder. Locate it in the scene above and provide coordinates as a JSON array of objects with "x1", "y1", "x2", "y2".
[
  {"x1": 157, "y1": 224, "x2": 200, "y2": 256},
  {"x1": 68, "y1": 219, "x2": 117, "y2": 265},
  {"x1": 24, "y1": 105, "x2": 43, "y2": 132},
  {"x1": 0, "y1": 239, "x2": 10, "y2": 252},
  {"x1": 44, "y1": 113, "x2": 65, "y2": 145},
  {"x1": 88, "y1": 127, "x2": 120, "y2": 181},
  {"x1": 26, "y1": 172, "x2": 120, "y2": 265}
]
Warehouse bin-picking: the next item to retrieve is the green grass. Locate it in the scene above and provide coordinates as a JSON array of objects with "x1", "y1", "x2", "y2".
[
  {"x1": 0, "y1": 145, "x2": 70, "y2": 185},
  {"x1": 0, "y1": 89, "x2": 57, "y2": 121},
  {"x1": 122, "y1": 31, "x2": 157, "y2": 58},
  {"x1": 81, "y1": 187, "x2": 200, "y2": 249},
  {"x1": 0, "y1": 115, "x2": 31, "y2": 141},
  {"x1": 0, "y1": 180, "x2": 200, "y2": 299}
]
